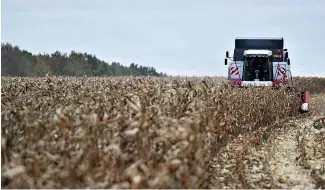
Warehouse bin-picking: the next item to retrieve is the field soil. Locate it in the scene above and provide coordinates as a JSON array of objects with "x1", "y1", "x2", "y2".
[{"x1": 209, "y1": 94, "x2": 325, "y2": 189}]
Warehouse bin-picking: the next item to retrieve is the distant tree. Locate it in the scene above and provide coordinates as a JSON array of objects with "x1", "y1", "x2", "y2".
[{"x1": 1, "y1": 42, "x2": 167, "y2": 77}]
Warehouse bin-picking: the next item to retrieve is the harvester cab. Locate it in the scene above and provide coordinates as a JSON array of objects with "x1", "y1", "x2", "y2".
[{"x1": 224, "y1": 37, "x2": 309, "y2": 113}]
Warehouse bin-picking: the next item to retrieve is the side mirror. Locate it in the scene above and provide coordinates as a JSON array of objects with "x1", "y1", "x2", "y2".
[
  {"x1": 224, "y1": 58, "x2": 228, "y2": 65},
  {"x1": 226, "y1": 51, "x2": 229, "y2": 58},
  {"x1": 284, "y1": 49, "x2": 288, "y2": 51},
  {"x1": 285, "y1": 52, "x2": 288, "y2": 59},
  {"x1": 287, "y1": 58, "x2": 290, "y2": 65}
]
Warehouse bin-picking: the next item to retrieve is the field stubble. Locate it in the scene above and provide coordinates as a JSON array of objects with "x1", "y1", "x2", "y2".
[{"x1": 1, "y1": 76, "x2": 325, "y2": 188}]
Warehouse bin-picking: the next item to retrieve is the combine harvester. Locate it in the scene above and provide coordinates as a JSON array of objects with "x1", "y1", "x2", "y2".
[{"x1": 224, "y1": 37, "x2": 309, "y2": 113}]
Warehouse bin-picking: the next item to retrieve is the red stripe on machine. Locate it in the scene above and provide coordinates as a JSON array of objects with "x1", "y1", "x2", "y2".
[
  {"x1": 231, "y1": 66, "x2": 239, "y2": 75},
  {"x1": 277, "y1": 65, "x2": 287, "y2": 79}
]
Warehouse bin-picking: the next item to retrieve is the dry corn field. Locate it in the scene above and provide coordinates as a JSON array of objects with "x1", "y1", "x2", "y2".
[{"x1": 1, "y1": 75, "x2": 325, "y2": 189}]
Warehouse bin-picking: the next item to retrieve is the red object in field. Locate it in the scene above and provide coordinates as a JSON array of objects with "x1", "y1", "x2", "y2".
[{"x1": 302, "y1": 91, "x2": 309, "y2": 103}]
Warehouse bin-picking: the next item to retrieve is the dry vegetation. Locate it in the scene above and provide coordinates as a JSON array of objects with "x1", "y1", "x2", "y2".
[
  {"x1": 1, "y1": 75, "x2": 325, "y2": 188},
  {"x1": 294, "y1": 76, "x2": 325, "y2": 94}
]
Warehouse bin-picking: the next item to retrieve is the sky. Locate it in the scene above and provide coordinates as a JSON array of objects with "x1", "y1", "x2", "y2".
[{"x1": 1, "y1": 0, "x2": 325, "y2": 77}]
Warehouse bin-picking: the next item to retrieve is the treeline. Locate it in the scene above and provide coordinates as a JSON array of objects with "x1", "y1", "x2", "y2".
[{"x1": 1, "y1": 43, "x2": 167, "y2": 77}]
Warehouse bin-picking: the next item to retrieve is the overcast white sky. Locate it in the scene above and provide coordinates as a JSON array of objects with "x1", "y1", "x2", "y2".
[{"x1": 1, "y1": 0, "x2": 325, "y2": 76}]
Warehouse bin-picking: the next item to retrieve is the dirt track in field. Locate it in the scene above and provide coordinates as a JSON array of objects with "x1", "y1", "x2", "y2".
[{"x1": 208, "y1": 94, "x2": 325, "y2": 189}]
